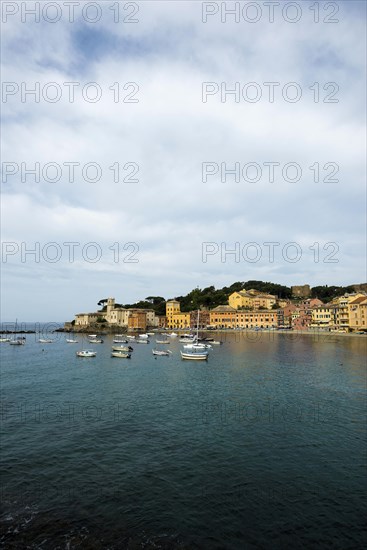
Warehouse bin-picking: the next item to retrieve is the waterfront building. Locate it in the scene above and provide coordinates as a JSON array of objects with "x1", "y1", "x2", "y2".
[
  {"x1": 190, "y1": 310, "x2": 210, "y2": 330},
  {"x1": 165, "y1": 300, "x2": 190, "y2": 329},
  {"x1": 348, "y1": 296, "x2": 367, "y2": 331},
  {"x1": 75, "y1": 312, "x2": 104, "y2": 326},
  {"x1": 333, "y1": 293, "x2": 367, "y2": 331},
  {"x1": 235, "y1": 310, "x2": 278, "y2": 329},
  {"x1": 277, "y1": 304, "x2": 298, "y2": 328},
  {"x1": 128, "y1": 310, "x2": 147, "y2": 331},
  {"x1": 209, "y1": 305, "x2": 237, "y2": 328},
  {"x1": 311, "y1": 304, "x2": 338, "y2": 330},
  {"x1": 105, "y1": 298, "x2": 130, "y2": 325}
]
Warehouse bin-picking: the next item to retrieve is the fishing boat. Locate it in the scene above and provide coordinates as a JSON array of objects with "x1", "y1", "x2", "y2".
[
  {"x1": 112, "y1": 345, "x2": 133, "y2": 352},
  {"x1": 180, "y1": 311, "x2": 209, "y2": 361},
  {"x1": 156, "y1": 339, "x2": 170, "y2": 344},
  {"x1": 152, "y1": 349, "x2": 172, "y2": 356},
  {"x1": 111, "y1": 351, "x2": 131, "y2": 359},
  {"x1": 76, "y1": 350, "x2": 96, "y2": 357}
]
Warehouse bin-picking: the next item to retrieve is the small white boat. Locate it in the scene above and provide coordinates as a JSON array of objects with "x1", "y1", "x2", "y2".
[
  {"x1": 76, "y1": 350, "x2": 96, "y2": 357},
  {"x1": 39, "y1": 338, "x2": 54, "y2": 343},
  {"x1": 111, "y1": 351, "x2": 131, "y2": 359},
  {"x1": 112, "y1": 345, "x2": 133, "y2": 352},
  {"x1": 180, "y1": 349, "x2": 208, "y2": 361},
  {"x1": 179, "y1": 336, "x2": 196, "y2": 343},
  {"x1": 126, "y1": 335, "x2": 136, "y2": 341},
  {"x1": 138, "y1": 334, "x2": 149, "y2": 339},
  {"x1": 113, "y1": 338, "x2": 128, "y2": 343},
  {"x1": 0, "y1": 337, "x2": 11, "y2": 342},
  {"x1": 88, "y1": 338, "x2": 104, "y2": 344},
  {"x1": 180, "y1": 311, "x2": 209, "y2": 360},
  {"x1": 169, "y1": 332, "x2": 178, "y2": 337},
  {"x1": 9, "y1": 320, "x2": 26, "y2": 345},
  {"x1": 88, "y1": 334, "x2": 97, "y2": 338},
  {"x1": 66, "y1": 339, "x2": 78, "y2": 343},
  {"x1": 134, "y1": 339, "x2": 150, "y2": 344},
  {"x1": 9, "y1": 336, "x2": 26, "y2": 346},
  {"x1": 147, "y1": 332, "x2": 155, "y2": 336},
  {"x1": 152, "y1": 349, "x2": 172, "y2": 356},
  {"x1": 183, "y1": 343, "x2": 212, "y2": 350},
  {"x1": 156, "y1": 339, "x2": 170, "y2": 344},
  {"x1": 210, "y1": 341, "x2": 222, "y2": 345}
]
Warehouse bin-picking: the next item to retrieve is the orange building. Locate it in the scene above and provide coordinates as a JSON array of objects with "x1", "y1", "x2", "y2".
[{"x1": 127, "y1": 310, "x2": 147, "y2": 331}]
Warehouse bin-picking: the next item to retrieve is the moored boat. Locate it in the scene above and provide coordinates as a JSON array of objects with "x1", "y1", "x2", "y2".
[
  {"x1": 66, "y1": 339, "x2": 78, "y2": 343},
  {"x1": 180, "y1": 310, "x2": 209, "y2": 360},
  {"x1": 76, "y1": 350, "x2": 96, "y2": 357},
  {"x1": 39, "y1": 338, "x2": 54, "y2": 343},
  {"x1": 111, "y1": 345, "x2": 133, "y2": 352},
  {"x1": 156, "y1": 339, "x2": 170, "y2": 344},
  {"x1": 180, "y1": 349, "x2": 208, "y2": 361},
  {"x1": 183, "y1": 343, "x2": 212, "y2": 350},
  {"x1": 111, "y1": 351, "x2": 131, "y2": 359},
  {"x1": 9, "y1": 338, "x2": 25, "y2": 346},
  {"x1": 152, "y1": 349, "x2": 172, "y2": 356},
  {"x1": 135, "y1": 339, "x2": 150, "y2": 344}
]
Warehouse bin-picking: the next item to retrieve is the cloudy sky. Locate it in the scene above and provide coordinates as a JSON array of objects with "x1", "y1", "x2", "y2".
[{"x1": 1, "y1": 0, "x2": 366, "y2": 321}]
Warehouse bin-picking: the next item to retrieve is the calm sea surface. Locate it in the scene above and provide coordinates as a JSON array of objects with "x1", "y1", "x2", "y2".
[{"x1": 1, "y1": 327, "x2": 366, "y2": 549}]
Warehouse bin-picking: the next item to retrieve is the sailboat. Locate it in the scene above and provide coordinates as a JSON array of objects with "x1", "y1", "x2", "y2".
[
  {"x1": 180, "y1": 311, "x2": 208, "y2": 361},
  {"x1": 9, "y1": 319, "x2": 26, "y2": 345}
]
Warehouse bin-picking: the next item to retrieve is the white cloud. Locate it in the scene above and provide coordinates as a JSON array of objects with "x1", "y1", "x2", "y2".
[{"x1": 1, "y1": 1, "x2": 365, "y2": 320}]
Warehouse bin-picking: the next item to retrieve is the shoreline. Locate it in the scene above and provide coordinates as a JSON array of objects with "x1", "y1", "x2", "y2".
[{"x1": 56, "y1": 327, "x2": 366, "y2": 338}]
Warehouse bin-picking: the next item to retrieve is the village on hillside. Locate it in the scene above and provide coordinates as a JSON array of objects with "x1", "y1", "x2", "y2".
[{"x1": 67, "y1": 284, "x2": 367, "y2": 333}]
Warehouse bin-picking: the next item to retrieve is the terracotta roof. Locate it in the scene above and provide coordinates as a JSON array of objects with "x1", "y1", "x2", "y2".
[
  {"x1": 349, "y1": 296, "x2": 367, "y2": 305},
  {"x1": 211, "y1": 305, "x2": 237, "y2": 312}
]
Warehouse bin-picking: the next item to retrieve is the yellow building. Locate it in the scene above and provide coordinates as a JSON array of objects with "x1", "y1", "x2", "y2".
[
  {"x1": 229, "y1": 290, "x2": 276, "y2": 310},
  {"x1": 235, "y1": 310, "x2": 278, "y2": 329},
  {"x1": 165, "y1": 300, "x2": 190, "y2": 329},
  {"x1": 334, "y1": 293, "x2": 366, "y2": 331},
  {"x1": 348, "y1": 296, "x2": 367, "y2": 331},
  {"x1": 209, "y1": 305, "x2": 277, "y2": 328},
  {"x1": 209, "y1": 306, "x2": 237, "y2": 328},
  {"x1": 311, "y1": 305, "x2": 338, "y2": 330},
  {"x1": 75, "y1": 312, "x2": 103, "y2": 326}
]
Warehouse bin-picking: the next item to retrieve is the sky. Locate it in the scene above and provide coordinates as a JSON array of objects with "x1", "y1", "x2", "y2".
[{"x1": 1, "y1": 0, "x2": 366, "y2": 321}]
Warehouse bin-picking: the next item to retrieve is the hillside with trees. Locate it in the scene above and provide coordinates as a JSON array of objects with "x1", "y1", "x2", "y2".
[{"x1": 97, "y1": 281, "x2": 361, "y2": 315}]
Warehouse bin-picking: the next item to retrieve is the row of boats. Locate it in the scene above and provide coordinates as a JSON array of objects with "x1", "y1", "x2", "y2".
[{"x1": 5, "y1": 313, "x2": 222, "y2": 361}]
